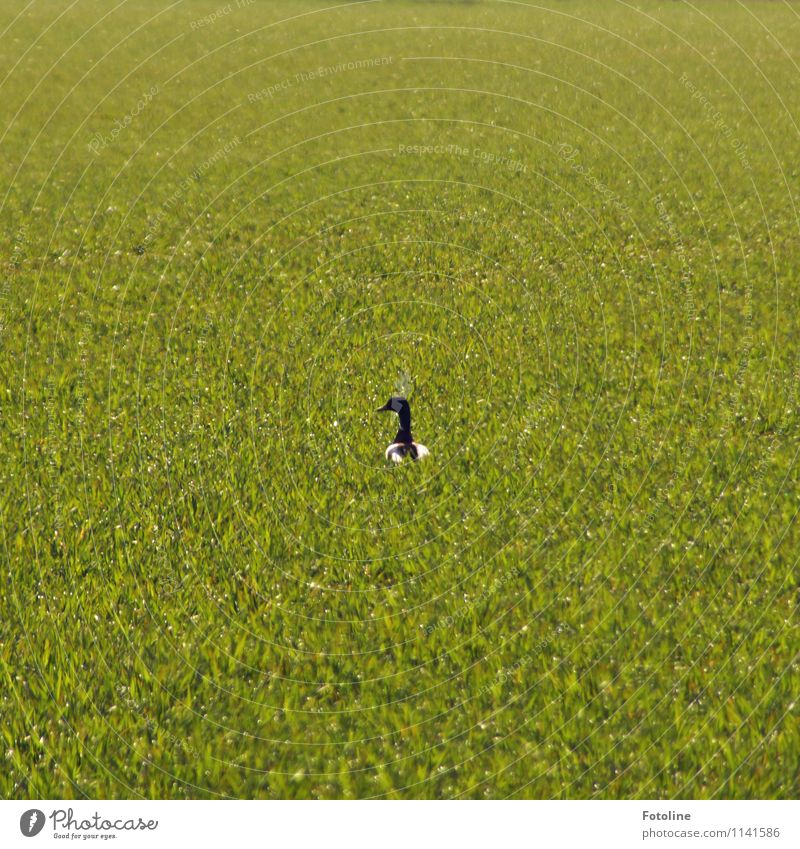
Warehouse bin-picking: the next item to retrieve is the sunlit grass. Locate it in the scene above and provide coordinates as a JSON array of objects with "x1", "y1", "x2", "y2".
[{"x1": 1, "y1": 0, "x2": 798, "y2": 799}]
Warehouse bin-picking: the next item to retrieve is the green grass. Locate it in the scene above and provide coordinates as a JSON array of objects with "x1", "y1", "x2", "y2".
[{"x1": 1, "y1": 0, "x2": 798, "y2": 799}]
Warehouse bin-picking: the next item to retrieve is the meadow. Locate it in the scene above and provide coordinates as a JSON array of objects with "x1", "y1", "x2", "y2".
[{"x1": 1, "y1": 0, "x2": 798, "y2": 799}]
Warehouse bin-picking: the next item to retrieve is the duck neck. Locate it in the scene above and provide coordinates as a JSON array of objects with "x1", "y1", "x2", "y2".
[
  {"x1": 395, "y1": 406, "x2": 412, "y2": 443},
  {"x1": 398, "y1": 406, "x2": 411, "y2": 432},
  {"x1": 394, "y1": 426, "x2": 413, "y2": 444}
]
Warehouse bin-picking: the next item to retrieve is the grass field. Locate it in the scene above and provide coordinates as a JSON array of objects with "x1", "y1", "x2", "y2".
[{"x1": 1, "y1": 0, "x2": 799, "y2": 799}]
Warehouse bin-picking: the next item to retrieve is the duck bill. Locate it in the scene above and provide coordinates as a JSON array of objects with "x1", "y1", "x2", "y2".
[{"x1": 376, "y1": 402, "x2": 392, "y2": 412}]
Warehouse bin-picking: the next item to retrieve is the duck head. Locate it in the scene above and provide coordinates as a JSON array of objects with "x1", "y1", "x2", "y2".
[{"x1": 377, "y1": 396, "x2": 412, "y2": 436}]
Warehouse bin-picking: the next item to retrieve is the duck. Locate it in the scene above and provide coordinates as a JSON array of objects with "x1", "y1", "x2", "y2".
[{"x1": 376, "y1": 396, "x2": 430, "y2": 463}]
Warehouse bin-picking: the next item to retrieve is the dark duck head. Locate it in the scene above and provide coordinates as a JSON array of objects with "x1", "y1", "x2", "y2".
[{"x1": 376, "y1": 396, "x2": 430, "y2": 463}]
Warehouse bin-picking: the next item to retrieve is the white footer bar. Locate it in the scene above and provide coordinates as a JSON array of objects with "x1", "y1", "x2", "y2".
[{"x1": 2, "y1": 800, "x2": 797, "y2": 848}]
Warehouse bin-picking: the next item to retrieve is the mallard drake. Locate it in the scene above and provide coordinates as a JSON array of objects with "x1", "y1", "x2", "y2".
[{"x1": 376, "y1": 396, "x2": 430, "y2": 463}]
